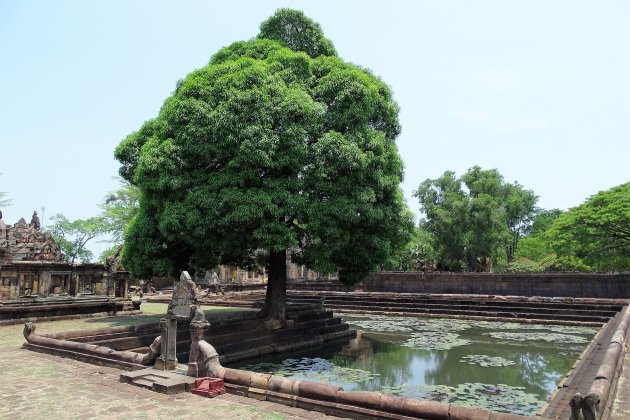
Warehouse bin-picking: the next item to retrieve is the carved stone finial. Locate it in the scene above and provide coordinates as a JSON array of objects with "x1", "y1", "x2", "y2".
[
  {"x1": 167, "y1": 270, "x2": 201, "y2": 319},
  {"x1": 190, "y1": 304, "x2": 208, "y2": 325},
  {"x1": 23, "y1": 322, "x2": 36, "y2": 340},
  {"x1": 583, "y1": 393, "x2": 600, "y2": 420},
  {"x1": 30, "y1": 211, "x2": 41, "y2": 230},
  {"x1": 159, "y1": 318, "x2": 168, "y2": 333},
  {"x1": 569, "y1": 393, "x2": 584, "y2": 420}
]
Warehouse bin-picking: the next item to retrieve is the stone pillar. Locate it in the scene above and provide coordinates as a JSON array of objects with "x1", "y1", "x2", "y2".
[
  {"x1": 70, "y1": 272, "x2": 79, "y2": 296},
  {"x1": 165, "y1": 316, "x2": 177, "y2": 368},
  {"x1": 9, "y1": 275, "x2": 19, "y2": 299},
  {"x1": 187, "y1": 321, "x2": 209, "y2": 377},
  {"x1": 106, "y1": 273, "x2": 113, "y2": 297},
  {"x1": 121, "y1": 274, "x2": 128, "y2": 299},
  {"x1": 31, "y1": 274, "x2": 39, "y2": 296},
  {"x1": 155, "y1": 316, "x2": 178, "y2": 370},
  {"x1": 40, "y1": 271, "x2": 51, "y2": 298},
  {"x1": 18, "y1": 273, "x2": 24, "y2": 295}
]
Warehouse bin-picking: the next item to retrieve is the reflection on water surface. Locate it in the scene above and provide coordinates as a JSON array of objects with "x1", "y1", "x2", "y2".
[{"x1": 233, "y1": 314, "x2": 598, "y2": 415}]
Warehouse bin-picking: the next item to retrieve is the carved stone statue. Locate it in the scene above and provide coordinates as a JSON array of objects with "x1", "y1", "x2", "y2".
[
  {"x1": 167, "y1": 271, "x2": 201, "y2": 319},
  {"x1": 210, "y1": 272, "x2": 219, "y2": 284},
  {"x1": 30, "y1": 211, "x2": 41, "y2": 231}
]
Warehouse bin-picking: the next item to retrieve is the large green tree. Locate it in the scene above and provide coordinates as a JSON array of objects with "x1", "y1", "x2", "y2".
[
  {"x1": 513, "y1": 209, "x2": 562, "y2": 263},
  {"x1": 48, "y1": 214, "x2": 108, "y2": 264},
  {"x1": 547, "y1": 182, "x2": 630, "y2": 271},
  {"x1": 383, "y1": 225, "x2": 436, "y2": 271},
  {"x1": 99, "y1": 179, "x2": 140, "y2": 241},
  {"x1": 115, "y1": 9, "x2": 412, "y2": 321},
  {"x1": 97, "y1": 178, "x2": 140, "y2": 262},
  {"x1": 414, "y1": 166, "x2": 537, "y2": 271}
]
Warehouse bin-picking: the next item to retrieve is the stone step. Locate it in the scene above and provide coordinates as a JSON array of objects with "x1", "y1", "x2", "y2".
[
  {"x1": 131, "y1": 377, "x2": 156, "y2": 389},
  {"x1": 323, "y1": 304, "x2": 610, "y2": 323},
  {"x1": 287, "y1": 297, "x2": 621, "y2": 317},
  {"x1": 120, "y1": 367, "x2": 196, "y2": 394},
  {"x1": 288, "y1": 293, "x2": 624, "y2": 310},
  {"x1": 288, "y1": 296, "x2": 622, "y2": 311},
  {"x1": 318, "y1": 303, "x2": 617, "y2": 317}
]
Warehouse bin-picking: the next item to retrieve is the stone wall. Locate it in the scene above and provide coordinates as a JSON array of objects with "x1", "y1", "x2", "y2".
[
  {"x1": 363, "y1": 272, "x2": 630, "y2": 299},
  {"x1": 0, "y1": 262, "x2": 130, "y2": 300}
]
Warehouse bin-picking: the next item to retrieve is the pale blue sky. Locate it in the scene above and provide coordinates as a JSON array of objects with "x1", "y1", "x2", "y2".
[{"x1": 1, "y1": 1, "x2": 629, "y2": 257}]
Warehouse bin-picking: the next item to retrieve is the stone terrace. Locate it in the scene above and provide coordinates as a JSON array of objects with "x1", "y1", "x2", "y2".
[{"x1": 0, "y1": 303, "x2": 341, "y2": 420}]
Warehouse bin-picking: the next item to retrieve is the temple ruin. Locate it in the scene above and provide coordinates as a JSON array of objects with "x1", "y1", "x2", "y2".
[{"x1": 0, "y1": 211, "x2": 131, "y2": 321}]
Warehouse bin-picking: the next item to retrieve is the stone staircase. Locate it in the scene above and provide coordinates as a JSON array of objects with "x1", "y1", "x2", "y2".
[
  {"x1": 67, "y1": 304, "x2": 354, "y2": 365},
  {"x1": 287, "y1": 291, "x2": 625, "y2": 325}
]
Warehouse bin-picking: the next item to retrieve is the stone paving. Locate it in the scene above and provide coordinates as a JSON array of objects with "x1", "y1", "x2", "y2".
[
  {"x1": 610, "y1": 345, "x2": 630, "y2": 419},
  {"x1": 0, "y1": 303, "x2": 342, "y2": 420}
]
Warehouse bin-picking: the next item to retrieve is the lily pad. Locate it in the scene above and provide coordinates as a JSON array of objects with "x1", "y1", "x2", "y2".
[
  {"x1": 240, "y1": 357, "x2": 379, "y2": 385},
  {"x1": 412, "y1": 382, "x2": 543, "y2": 416},
  {"x1": 484, "y1": 331, "x2": 589, "y2": 344},
  {"x1": 459, "y1": 354, "x2": 515, "y2": 367},
  {"x1": 402, "y1": 331, "x2": 471, "y2": 350}
]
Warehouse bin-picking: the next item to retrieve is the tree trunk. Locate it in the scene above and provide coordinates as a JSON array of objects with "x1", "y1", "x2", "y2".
[{"x1": 258, "y1": 249, "x2": 287, "y2": 322}]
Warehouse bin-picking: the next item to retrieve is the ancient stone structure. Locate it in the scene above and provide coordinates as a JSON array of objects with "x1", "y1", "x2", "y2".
[
  {"x1": 207, "y1": 257, "x2": 336, "y2": 285},
  {"x1": 167, "y1": 271, "x2": 200, "y2": 318},
  {"x1": 157, "y1": 273, "x2": 208, "y2": 371},
  {"x1": 187, "y1": 304, "x2": 211, "y2": 377},
  {"x1": 0, "y1": 212, "x2": 129, "y2": 304},
  {"x1": 364, "y1": 271, "x2": 630, "y2": 299},
  {"x1": 0, "y1": 212, "x2": 62, "y2": 263}
]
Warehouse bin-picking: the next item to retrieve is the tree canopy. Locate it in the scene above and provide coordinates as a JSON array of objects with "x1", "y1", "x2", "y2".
[
  {"x1": 547, "y1": 182, "x2": 630, "y2": 271},
  {"x1": 414, "y1": 166, "x2": 537, "y2": 271},
  {"x1": 257, "y1": 8, "x2": 337, "y2": 58},
  {"x1": 99, "y1": 178, "x2": 140, "y2": 245},
  {"x1": 48, "y1": 214, "x2": 108, "y2": 264},
  {"x1": 115, "y1": 9, "x2": 412, "y2": 320}
]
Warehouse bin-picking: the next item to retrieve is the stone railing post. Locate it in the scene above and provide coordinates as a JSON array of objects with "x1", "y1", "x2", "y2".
[{"x1": 155, "y1": 316, "x2": 178, "y2": 370}]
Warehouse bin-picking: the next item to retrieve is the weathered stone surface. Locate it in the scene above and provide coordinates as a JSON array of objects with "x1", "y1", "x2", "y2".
[
  {"x1": 120, "y1": 367, "x2": 196, "y2": 394},
  {"x1": 364, "y1": 272, "x2": 630, "y2": 299},
  {"x1": 30, "y1": 211, "x2": 41, "y2": 230},
  {"x1": 167, "y1": 271, "x2": 200, "y2": 319},
  {"x1": 402, "y1": 398, "x2": 450, "y2": 419},
  {"x1": 336, "y1": 390, "x2": 381, "y2": 410},
  {"x1": 223, "y1": 368, "x2": 254, "y2": 387},
  {"x1": 448, "y1": 404, "x2": 491, "y2": 420},
  {"x1": 297, "y1": 381, "x2": 341, "y2": 402},
  {"x1": 0, "y1": 214, "x2": 62, "y2": 264}
]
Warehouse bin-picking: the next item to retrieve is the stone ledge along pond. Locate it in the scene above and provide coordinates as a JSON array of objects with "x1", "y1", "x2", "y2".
[{"x1": 231, "y1": 313, "x2": 599, "y2": 416}]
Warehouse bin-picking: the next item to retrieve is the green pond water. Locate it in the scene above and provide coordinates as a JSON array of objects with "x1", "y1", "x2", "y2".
[{"x1": 233, "y1": 314, "x2": 599, "y2": 416}]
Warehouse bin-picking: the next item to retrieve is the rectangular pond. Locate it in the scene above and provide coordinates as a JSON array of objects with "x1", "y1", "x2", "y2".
[{"x1": 231, "y1": 313, "x2": 599, "y2": 416}]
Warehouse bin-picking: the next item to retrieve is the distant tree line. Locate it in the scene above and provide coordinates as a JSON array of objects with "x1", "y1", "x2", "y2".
[{"x1": 385, "y1": 169, "x2": 629, "y2": 273}]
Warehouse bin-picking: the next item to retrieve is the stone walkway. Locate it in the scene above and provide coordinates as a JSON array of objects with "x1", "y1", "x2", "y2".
[
  {"x1": 610, "y1": 345, "x2": 630, "y2": 419},
  {"x1": 0, "y1": 304, "x2": 342, "y2": 420}
]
